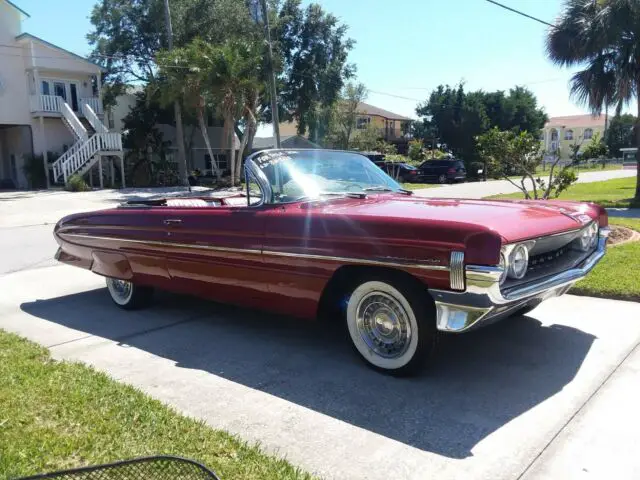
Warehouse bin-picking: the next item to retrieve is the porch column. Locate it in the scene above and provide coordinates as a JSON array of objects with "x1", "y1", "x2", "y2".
[
  {"x1": 98, "y1": 155, "x2": 103, "y2": 188},
  {"x1": 120, "y1": 155, "x2": 126, "y2": 188},
  {"x1": 39, "y1": 116, "x2": 50, "y2": 188},
  {"x1": 96, "y1": 73, "x2": 103, "y2": 115},
  {"x1": 33, "y1": 68, "x2": 41, "y2": 96}
]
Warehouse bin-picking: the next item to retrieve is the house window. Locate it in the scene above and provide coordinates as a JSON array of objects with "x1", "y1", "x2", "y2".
[
  {"x1": 53, "y1": 82, "x2": 67, "y2": 101},
  {"x1": 550, "y1": 129, "x2": 558, "y2": 141},
  {"x1": 583, "y1": 128, "x2": 593, "y2": 140},
  {"x1": 205, "y1": 153, "x2": 228, "y2": 174},
  {"x1": 564, "y1": 129, "x2": 574, "y2": 140},
  {"x1": 108, "y1": 111, "x2": 115, "y2": 129},
  {"x1": 356, "y1": 116, "x2": 370, "y2": 130},
  {"x1": 41, "y1": 81, "x2": 50, "y2": 95}
]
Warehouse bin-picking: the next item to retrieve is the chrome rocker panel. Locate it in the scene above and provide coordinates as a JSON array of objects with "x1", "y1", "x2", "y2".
[{"x1": 431, "y1": 229, "x2": 610, "y2": 333}]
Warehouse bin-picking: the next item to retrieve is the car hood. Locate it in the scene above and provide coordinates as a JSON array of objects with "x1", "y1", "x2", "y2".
[{"x1": 306, "y1": 195, "x2": 605, "y2": 243}]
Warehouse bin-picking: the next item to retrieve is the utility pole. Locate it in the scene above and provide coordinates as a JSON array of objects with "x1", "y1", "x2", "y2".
[
  {"x1": 163, "y1": 0, "x2": 189, "y2": 189},
  {"x1": 260, "y1": 0, "x2": 281, "y2": 148}
]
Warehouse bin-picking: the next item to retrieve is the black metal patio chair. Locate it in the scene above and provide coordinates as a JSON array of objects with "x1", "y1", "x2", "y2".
[{"x1": 14, "y1": 455, "x2": 220, "y2": 480}]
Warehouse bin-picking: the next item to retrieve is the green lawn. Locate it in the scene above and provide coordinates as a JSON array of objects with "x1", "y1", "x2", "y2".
[
  {"x1": 489, "y1": 176, "x2": 639, "y2": 208},
  {"x1": 402, "y1": 182, "x2": 439, "y2": 190},
  {"x1": 0, "y1": 331, "x2": 313, "y2": 480},
  {"x1": 570, "y1": 218, "x2": 640, "y2": 302}
]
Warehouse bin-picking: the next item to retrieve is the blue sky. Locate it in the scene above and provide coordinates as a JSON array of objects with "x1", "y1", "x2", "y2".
[{"x1": 15, "y1": 0, "x2": 591, "y2": 119}]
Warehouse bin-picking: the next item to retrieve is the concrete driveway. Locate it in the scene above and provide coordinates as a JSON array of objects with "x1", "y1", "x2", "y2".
[{"x1": 1, "y1": 187, "x2": 640, "y2": 479}]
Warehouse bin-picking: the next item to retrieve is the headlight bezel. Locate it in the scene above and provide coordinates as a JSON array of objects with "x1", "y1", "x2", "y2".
[
  {"x1": 508, "y1": 243, "x2": 529, "y2": 280},
  {"x1": 498, "y1": 241, "x2": 534, "y2": 283}
]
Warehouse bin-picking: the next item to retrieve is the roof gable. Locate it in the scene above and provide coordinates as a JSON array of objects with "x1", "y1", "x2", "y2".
[
  {"x1": 545, "y1": 114, "x2": 605, "y2": 129},
  {"x1": 356, "y1": 102, "x2": 413, "y2": 121},
  {"x1": 15, "y1": 33, "x2": 103, "y2": 71},
  {"x1": 3, "y1": 0, "x2": 29, "y2": 18}
]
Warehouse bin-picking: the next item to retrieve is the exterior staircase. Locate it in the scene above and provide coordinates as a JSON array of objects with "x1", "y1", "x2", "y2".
[{"x1": 51, "y1": 99, "x2": 123, "y2": 185}]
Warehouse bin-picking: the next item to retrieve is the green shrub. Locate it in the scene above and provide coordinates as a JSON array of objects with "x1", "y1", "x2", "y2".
[
  {"x1": 66, "y1": 174, "x2": 90, "y2": 192},
  {"x1": 22, "y1": 152, "x2": 57, "y2": 189},
  {"x1": 408, "y1": 139, "x2": 424, "y2": 161}
]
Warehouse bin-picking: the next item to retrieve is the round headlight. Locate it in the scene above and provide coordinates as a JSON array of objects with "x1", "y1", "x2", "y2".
[
  {"x1": 499, "y1": 252, "x2": 508, "y2": 284},
  {"x1": 589, "y1": 222, "x2": 599, "y2": 248},
  {"x1": 508, "y1": 244, "x2": 529, "y2": 279},
  {"x1": 576, "y1": 223, "x2": 597, "y2": 252}
]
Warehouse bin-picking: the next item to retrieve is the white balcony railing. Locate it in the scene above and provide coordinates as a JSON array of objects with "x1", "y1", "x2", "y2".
[
  {"x1": 81, "y1": 97, "x2": 103, "y2": 115},
  {"x1": 30, "y1": 94, "x2": 62, "y2": 113}
]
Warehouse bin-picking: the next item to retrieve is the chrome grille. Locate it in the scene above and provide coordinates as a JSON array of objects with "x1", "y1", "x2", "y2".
[{"x1": 450, "y1": 251, "x2": 465, "y2": 290}]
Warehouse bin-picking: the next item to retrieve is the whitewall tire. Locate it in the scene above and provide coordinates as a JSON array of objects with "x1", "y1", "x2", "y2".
[
  {"x1": 106, "y1": 277, "x2": 153, "y2": 310},
  {"x1": 346, "y1": 278, "x2": 436, "y2": 375}
]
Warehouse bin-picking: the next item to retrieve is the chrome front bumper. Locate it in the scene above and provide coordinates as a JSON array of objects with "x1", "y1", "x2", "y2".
[{"x1": 431, "y1": 229, "x2": 610, "y2": 333}]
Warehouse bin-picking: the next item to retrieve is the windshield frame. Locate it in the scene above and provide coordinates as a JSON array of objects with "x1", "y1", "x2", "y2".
[{"x1": 244, "y1": 149, "x2": 406, "y2": 205}]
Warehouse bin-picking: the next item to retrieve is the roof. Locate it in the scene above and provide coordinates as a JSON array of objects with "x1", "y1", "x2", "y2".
[
  {"x1": 15, "y1": 33, "x2": 104, "y2": 71},
  {"x1": 3, "y1": 0, "x2": 29, "y2": 18},
  {"x1": 252, "y1": 135, "x2": 320, "y2": 150},
  {"x1": 356, "y1": 102, "x2": 413, "y2": 121},
  {"x1": 545, "y1": 114, "x2": 605, "y2": 129}
]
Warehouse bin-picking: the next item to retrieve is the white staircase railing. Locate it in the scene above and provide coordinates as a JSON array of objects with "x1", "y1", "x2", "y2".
[
  {"x1": 60, "y1": 102, "x2": 88, "y2": 141},
  {"x1": 81, "y1": 97, "x2": 103, "y2": 115},
  {"x1": 52, "y1": 133, "x2": 123, "y2": 183},
  {"x1": 81, "y1": 103, "x2": 109, "y2": 133}
]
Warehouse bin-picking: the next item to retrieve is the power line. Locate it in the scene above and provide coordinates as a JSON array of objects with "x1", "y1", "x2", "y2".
[{"x1": 484, "y1": 0, "x2": 556, "y2": 28}]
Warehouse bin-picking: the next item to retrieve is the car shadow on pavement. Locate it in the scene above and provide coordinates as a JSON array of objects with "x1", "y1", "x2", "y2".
[{"x1": 21, "y1": 289, "x2": 596, "y2": 459}]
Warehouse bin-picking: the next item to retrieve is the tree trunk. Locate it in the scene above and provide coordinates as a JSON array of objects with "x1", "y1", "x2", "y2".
[
  {"x1": 236, "y1": 107, "x2": 257, "y2": 182},
  {"x1": 197, "y1": 107, "x2": 221, "y2": 180},
  {"x1": 635, "y1": 87, "x2": 640, "y2": 202},
  {"x1": 225, "y1": 116, "x2": 236, "y2": 186}
]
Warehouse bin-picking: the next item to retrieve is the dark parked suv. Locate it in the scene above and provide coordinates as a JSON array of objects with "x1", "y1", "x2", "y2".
[{"x1": 417, "y1": 159, "x2": 466, "y2": 184}]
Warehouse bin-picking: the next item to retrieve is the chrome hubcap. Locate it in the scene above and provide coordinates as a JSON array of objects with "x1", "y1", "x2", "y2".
[
  {"x1": 108, "y1": 278, "x2": 132, "y2": 302},
  {"x1": 356, "y1": 292, "x2": 411, "y2": 358}
]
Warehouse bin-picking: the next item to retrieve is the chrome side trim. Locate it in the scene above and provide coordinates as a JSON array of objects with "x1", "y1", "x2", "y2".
[
  {"x1": 59, "y1": 233, "x2": 450, "y2": 272},
  {"x1": 449, "y1": 251, "x2": 465, "y2": 290}
]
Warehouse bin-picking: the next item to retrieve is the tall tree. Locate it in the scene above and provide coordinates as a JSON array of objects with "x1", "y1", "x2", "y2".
[
  {"x1": 277, "y1": 0, "x2": 356, "y2": 135},
  {"x1": 546, "y1": 0, "x2": 640, "y2": 201},
  {"x1": 415, "y1": 84, "x2": 547, "y2": 164},
  {"x1": 324, "y1": 82, "x2": 368, "y2": 149},
  {"x1": 606, "y1": 113, "x2": 637, "y2": 156}
]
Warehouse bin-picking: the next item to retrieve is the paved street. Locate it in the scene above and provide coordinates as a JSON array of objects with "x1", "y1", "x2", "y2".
[{"x1": 0, "y1": 185, "x2": 639, "y2": 479}]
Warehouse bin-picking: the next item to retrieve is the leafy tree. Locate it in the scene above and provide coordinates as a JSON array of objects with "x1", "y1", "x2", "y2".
[
  {"x1": 415, "y1": 84, "x2": 547, "y2": 165},
  {"x1": 476, "y1": 128, "x2": 577, "y2": 199},
  {"x1": 546, "y1": 0, "x2": 640, "y2": 201},
  {"x1": 581, "y1": 132, "x2": 608, "y2": 160},
  {"x1": 324, "y1": 82, "x2": 368, "y2": 149},
  {"x1": 407, "y1": 139, "x2": 424, "y2": 161},
  {"x1": 350, "y1": 124, "x2": 380, "y2": 151},
  {"x1": 606, "y1": 114, "x2": 636, "y2": 156},
  {"x1": 277, "y1": 0, "x2": 356, "y2": 136}
]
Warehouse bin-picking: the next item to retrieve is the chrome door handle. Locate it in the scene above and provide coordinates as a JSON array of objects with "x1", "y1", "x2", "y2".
[{"x1": 163, "y1": 219, "x2": 182, "y2": 225}]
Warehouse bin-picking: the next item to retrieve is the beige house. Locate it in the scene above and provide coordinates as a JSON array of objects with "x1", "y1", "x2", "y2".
[
  {"x1": 0, "y1": 0, "x2": 123, "y2": 189},
  {"x1": 265, "y1": 102, "x2": 413, "y2": 145},
  {"x1": 541, "y1": 114, "x2": 606, "y2": 160}
]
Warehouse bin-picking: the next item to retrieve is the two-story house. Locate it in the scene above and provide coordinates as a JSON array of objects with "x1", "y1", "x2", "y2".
[
  {"x1": 541, "y1": 114, "x2": 606, "y2": 160},
  {"x1": 354, "y1": 102, "x2": 412, "y2": 143},
  {"x1": 0, "y1": 0, "x2": 123, "y2": 189}
]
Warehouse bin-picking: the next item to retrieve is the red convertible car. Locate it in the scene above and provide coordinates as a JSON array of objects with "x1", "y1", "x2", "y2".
[{"x1": 54, "y1": 149, "x2": 609, "y2": 375}]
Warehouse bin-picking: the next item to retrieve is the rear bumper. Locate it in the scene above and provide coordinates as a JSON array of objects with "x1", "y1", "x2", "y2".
[{"x1": 430, "y1": 229, "x2": 609, "y2": 333}]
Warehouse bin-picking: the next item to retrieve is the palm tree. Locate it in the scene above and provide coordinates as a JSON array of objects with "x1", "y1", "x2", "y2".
[{"x1": 546, "y1": 0, "x2": 640, "y2": 201}]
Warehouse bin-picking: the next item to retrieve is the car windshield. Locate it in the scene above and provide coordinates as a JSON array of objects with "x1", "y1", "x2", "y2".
[{"x1": 251, "y1": 150, "x2": 405, "y2": 203}]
